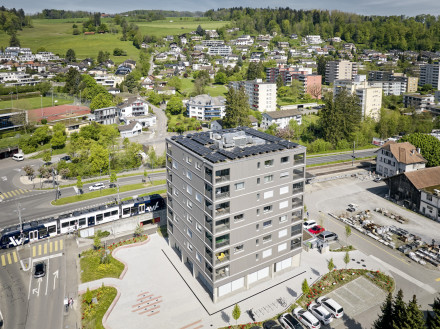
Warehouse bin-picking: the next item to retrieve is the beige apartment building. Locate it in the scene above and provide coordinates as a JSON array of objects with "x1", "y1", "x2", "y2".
[{"x1": 325, "y1": 60, "x2": 357, "y2": 84}]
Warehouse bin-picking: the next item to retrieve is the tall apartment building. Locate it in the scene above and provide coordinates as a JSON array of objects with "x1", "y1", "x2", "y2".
[
  {"x1": 166, "y1": 128, "x2": 306, "y2": 302},
  {"x1": 186, "y1": 94, "x2": 226, "y2": 121},
  {"x1": 368, "y1": 71, "x2": 418, "y2": 93},
  {"x1": 94, "y1": 106, "x2": 118, "y2": 125},
  {"x1": 419, "y1": 63, "x2": 440, "y2": 90},
  {"x1": 208, "y1": 45, "x2": 232, "y2": 57},
  {"x1": 230, "y1": 79, "x2": 277, "y2": 112},
  {"x1": 325, "y1": 60, "x2": 357, "y2": 84},
  {"x1": 334, "y1": 75, "x2": 382, "y2": 121}
]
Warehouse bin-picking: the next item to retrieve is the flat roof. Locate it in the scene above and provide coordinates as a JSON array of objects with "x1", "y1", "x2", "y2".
[{"x1": 169, "y1": 127, "x2": 305, "y2": 164}]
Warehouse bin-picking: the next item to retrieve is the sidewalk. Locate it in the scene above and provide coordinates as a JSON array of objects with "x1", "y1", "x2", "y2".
[{"x1": 77, "y1": 234, "x2": 393, "y2": 329}]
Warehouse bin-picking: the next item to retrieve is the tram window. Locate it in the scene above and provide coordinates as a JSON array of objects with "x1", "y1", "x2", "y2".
[
  {"x1": 104, "y1": 212, "x2": 110, "y2": 218},
  {"x1": 61, "y1": 222, "x2": 69, "y2": 228},
  {"x1": 96, "y1": 214, "x2": 103, "y2": 222},
  {"x1": 39, "y1": 227, "x2": 47, "y2": 236},
  {"x1": 123, "y1": 208, "x2": 130, "y2": 215},
  {"x1": 79, "y1": 218, "x2": 86, "y2": 226},
  {"x1": 111, "y1": 210, "x2": 118, "y2": 216},
  {"x1": 70, "y1": 220, "x2": 77, "y2": 226},
  {"x1": 48, "y1": 225, "x2": 56, "y2": 234}
]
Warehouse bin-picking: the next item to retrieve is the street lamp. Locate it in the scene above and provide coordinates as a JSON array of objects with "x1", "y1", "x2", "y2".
[{"x1": 13, "y1": 203, "x2": 25, "y2": 246}]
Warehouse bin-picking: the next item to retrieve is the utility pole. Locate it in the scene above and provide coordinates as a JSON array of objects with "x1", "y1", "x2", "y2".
[
  {"x1": 352, "y1": 141, "x2": 356, "y2": 167},
  {"x1": 14, "y1": 203, "x2": 25, "y2": 246}
]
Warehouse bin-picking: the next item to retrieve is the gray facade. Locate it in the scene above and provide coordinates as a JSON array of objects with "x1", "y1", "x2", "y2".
[
  {"x1": 94, "y1": 106, "x2": 118, "y2": 125},
  {"x1": 166, "y1": 127, "x2": 306, "y2": 302}
]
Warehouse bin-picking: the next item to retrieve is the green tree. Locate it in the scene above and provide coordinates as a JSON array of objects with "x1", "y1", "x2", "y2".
[
  {"x1": 134, "y1": 223, "x2": 144, "y2": 237},
  {"x1": 399, "y1": 133, "x2": 440, "y2": 167},
  {"x1": 214, "y1": 72, "x2": 228, "y2": 85},
  {"x1": 232, "y1": 304, "x2": 241, "y2": 325},
  {"x1": 276, "y1": 74, "x2": 284, "y2": 89},
  {"x1": 23, "y1": 165, "x2": 35, "y2": 179},
  {"x1": 148, "y1": 148, "x2": 157, "y2": 169},
  {"x1": 110, "y1": 171, "x2": 117, "y2": 184},
  {"x1": 9, "y1": 33, "x2": 20, "y2": 47},
  {"x1": 84, "y1": 288, "x2": 93, "y2": 304},
  {"x1": 168, "y1": 76, "x2": 182, "y2": 93},
  {"x1": 51, "y1": 130, "x2": 67, "y2": 149},
  {"x1": 97, "y1": 50, "x2": 110, "y2": 63},
  {"x1": 123, "y1": 73, "x2": 139, "y2": 93},
  {"x1": 302, "y1": 278, "x2": 310, "y2": 295},
  {"x1": 196, "y1": 25, "x2": 205, "y2": 36},
  {"x1": 247, "y1": 62, "x2": 264, "y2": 80},
  {"x1": 317, "y1": 55, "x2": 327, "y2": 83},
  {"x1": 406, "y1": 295, "x2": 427, "y2": 329},
  {"x1": 373, "y1": 293, "x2": 394, "y2": 329},
  {"x1": 42, "y1": 151, "x2": 51, "y2": 163},
  {"x1": 343, "y1": 251, "x2": 350, "y2": 269},
  {"x1": 392, "y1": 289, "x2": 408, "y2": 329},
  {"x1": 90, "y1": 93, "x2": 114, "y2": 112},
  {"x1": 222, "y1": 86, "x2": 251, "y2": 128},
  {"x1": 345, "y1": 225, "x2": 352, "y2": 247},
  {"x1": 327, "y1": 258, "x2": 335, "y2": 273},
  {"x1": 93, "y1": 235, "x2": 101, "y2": 250},
  {"x1": 63, "y1": 67, "x2": 81, "y2": 95},
  {"x1": 166, "y1": 96, "x2": 184, "y2": 115},
  {"x1": 89, "y1": 144, "x2": 109, "y2": 174},
  {"x1": 427, "y1": 295, "x2": 440, "y2": 329},
  {"x1": 65, "y1": 48, "x2": 76, "y2": 62},
  {"x1": 76, "y1": 176, "x2": 83, "y2": 191}
]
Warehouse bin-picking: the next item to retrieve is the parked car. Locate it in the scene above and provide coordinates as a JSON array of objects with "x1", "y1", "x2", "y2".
[
  {"x1": 12, "y1": 153, "x2": 24, "y2": 161},
  {"x1": 293, "y1": 307, "x2": 320, "y2": 329},
  {"x1": 109, "y1": 183, "x2": 117, "y2": 188},
  {"x1": 43, "y1": 161, "x2": 53, "y2": 167},
  {"x1": 308, "y1": 225, "x2": 325, "y2": 235},
  {"x1": 88, "y1": 183, "x2": 105, "y2": 191},
  {"x1": 279, "y1": 313, "x2": 304, "y2": 329},
  {"x1": 303, "y1": 220, "x2": 317, "y2": 230},
  {"x1": 347, "y1": 207, "x2": 356, "y2": 212},
  {"x1": 316, "y1": 231, "x2": 338, "y2": 243},
  {"x1": 263, "y1": 320, "x2": 283, "y2": 329},
  {"x1": 34, "y1": 262, "x2": 46, "y2": 278},
  {"x1": 373, "y1": 177, "x2": 382, "y2": 182},
  {"x1": 60, "y1": 155, "x2": 71, "y2": 162},
  {"x1": 308, "y1": 303, "x2": 333, "y2": 325},
  {"x1": 316, "y1": 296, "x2": 344, "y2": 319}
]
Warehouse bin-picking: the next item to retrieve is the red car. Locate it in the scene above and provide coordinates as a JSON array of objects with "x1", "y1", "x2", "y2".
[{"x1": 308, "y1": 225, "x2": 325, "y2": 235}]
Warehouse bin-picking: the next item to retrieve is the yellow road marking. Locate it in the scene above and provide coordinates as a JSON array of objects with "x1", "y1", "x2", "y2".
[
  {"x1": 32, "y1": 246, "x2": 36, "y2": 257},
  {"x1": 54, "y1": 240, "x2": 58, "y2": 252},
  {"x1": 1, "y1": 255, "x2": 5, "y2": 266},
  {"x1": 44, "y1": 243, "x2": 47, "y2": 255},
  {"x1": 38, "y1": 244, "x2": 42, "y2": 256},
  {"x1": 327, "y1": 214, "x2": 410, "y2": 266},
  {"x1": 50, "y1": 242, "x2": 53, "y2": 253},
  {"x1": 10, "y1": 190, "x2": 17, "y2": 196},
  {"x1": 60, "y1": 240, "x2": 63, "y2": 250},
  {"x1": 18, "y1": 189, "x2": 24, "y2": 194},
  {"x1": 12, "y1": 251, "x2": 18, "y2": 263},
  {"x1": 0, "y1": 194, "x2": 4, "y2": 199},
  {"x1": 5, "y1": 192, "x2": 12, "y2": 198},
  {"x1": 7, "y1": 253, "x2": 12, "y2": 264}
]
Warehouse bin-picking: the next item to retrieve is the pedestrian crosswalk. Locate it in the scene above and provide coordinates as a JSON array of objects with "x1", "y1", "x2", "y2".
[
  {"x1": 0, "y1": 188, "x2": 31, "y2": 200},
  {"x1": 1, "y1": 239, "x2": 64, "y2": 267}
]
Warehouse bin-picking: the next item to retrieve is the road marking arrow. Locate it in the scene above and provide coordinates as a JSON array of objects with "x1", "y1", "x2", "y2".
[
  {"x1": 53, "y1": 270, "x2": 59, "y2": 290},
  {"x1": 32, "y1": 277, "x2": 42, "y2": 296}
]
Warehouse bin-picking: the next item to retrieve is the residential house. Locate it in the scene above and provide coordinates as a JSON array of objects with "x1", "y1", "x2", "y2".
[
  {"x1": 117, "y1": 97, "x2": 148, "y2": 118},
  {"x1": 403, "y1": 94, "x2": 435, "y2": 111},
  {"x1": 420, "y1": 185, "x2": 440, "y2": 221},
  {"x1": 122, "y1": 114, "x2": 157, "y2": 128},
  {"x1": 186, "y1": 95, "x2": 226, "y2": 121},
  {"x1": 208, "y1": 45, "x2": 232, "y2": 57},
  {"x1": 262, "y1": 109, "x2": 302, "y2": 129},
  {"x1": 94, "y1": 106, "x2": 118, "y2": 125},
  {"x1": 230, "y1": 79, "x2": 277, "y2": 112},
  {"x1": 118, "y1": 121, "x2": 143, "y2": 138},
  {"x1": 375, "y1": 141, "x2": 426, "y2": 177}
]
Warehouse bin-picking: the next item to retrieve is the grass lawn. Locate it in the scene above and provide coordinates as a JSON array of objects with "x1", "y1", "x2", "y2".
[
  {"x1": 136, "y1": 18, "x2": 230, "y2": 38},
  {"x1": 0, "y1": 19, "x2": 140, "y2": 63},
  {"x1": 80, "y1": 249, "x2": 125, "y2": 283},
  {"x1": 179, "y1": 78, "x2": 228, "y2": 97},
  {"x1": 81, "y1": 286, "x2": 117, "y2": 329},
  {"x1": 0, "y1": 96, "x2": 73, "y2": 111},
  {"x1": 51, "y1": 180, "x2": 166, "y2": 205},
  {"x1": 0, "y1": 135, "x2": 21, "y2": 149}
]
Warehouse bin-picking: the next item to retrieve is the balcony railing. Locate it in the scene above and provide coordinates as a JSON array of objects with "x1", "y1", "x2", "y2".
[
  {"x1": 215, "y1": 252, "x2": 230, "y2": 264},
  {"x1": 215, "y1": 191, "x2": 230, "y2": 200},
  {"x1": 205, "y1": 204, "x2": 213, "y2": 216},
  {"x1": 205, "y1": 219, "x2": 213, "y2": 233},
  {"x1": 205, "y1": 235, "x2": 213, "y2": 249},
  {"x1": 215, "y1": 207, "x2": 230, "y2": 216},
  {"x1": 291, "y1": 228, "x2": 302, "y2": 237},
  {"x1": 205, "y1": 189, "x2": 213, "y2": 200},
  {"x1": 292, "y1": 187, "x2": 304, "y2": 195},
  {"x1": 215, "y1": 175, "x2": 230, "y2": 183},
  {"x1": 291, "y1": 241, "x2": 301, "y2": 250},
  {"x1": 292, "y1": 201, "x2": 302, "y2": 209},
  {"x1": 215, "y1": 267, "x2": 229, "y2": 280},
  {"x1": 205, "y1": 172, "x2": 213, "y2": 183},
  {"x1": 215, "y1": 238, "x2": 230, "y2": 249}
]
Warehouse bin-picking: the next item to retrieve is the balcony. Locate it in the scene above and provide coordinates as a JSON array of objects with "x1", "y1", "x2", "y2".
[
  {"x1": 205, "y1": 216, "x2": 213, "y2": 232},
  {"x1": 215, "y1": 218, "x2": 230, "y2": 233},
  {"x1": 205, "y1": 168, "x2": 213, "y2": 183},
  {"x1": 215, "y1": 169, "x2": 230, "y2": 183},
  {"x1": 215, "y1": 234, "x2": 230, "y2": 249},
  {"x1": 291, "y1": 238, "x2": 301, "y2": 250},
  {"x1": 205, "y1": 247, "x2": 213, "y2": 265},
  {"x1": 215, "y1": 185, "x2": 230, "y2": 200},
  {"x1": 215, "y1": 265, "x2": 230, "y2": 280},
  {"x1": 215, "y1": 250, "x2": 230, "y2": 264},
  {"x1": 215, "y1": 202, "x2": 230, "y2": 216},
  {"x1": 292, "y1": 185, "x2": 304, "y2": 195},
  {"x1": 205, "y1": 183, "x2": 213, "y2": 200},
  {"x1": 292, "y1": 197, "x2": 303, "y2": 209},
  {"x1": 294, "y1": 154, "x2": 305, "y2": 166},
  {"x1": 292, "y1": 210, "x2": 302, "y2": 223},
  {"x1": 205, "y1": 232, "x2": 213, "y2": 248},
  {"x1": 205, "y1": 201, "x2": 213, "y2": 216}
]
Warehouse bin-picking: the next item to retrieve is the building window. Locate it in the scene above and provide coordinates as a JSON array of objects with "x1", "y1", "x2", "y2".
[
  {"x1": 264, "y1": 175, "x2": 273, "y2": 183},
  {"x1": 187, "y1": 199, "x2": 193, "y2": 209},
  {"x1": 257, "y1": 162, "x2": 261, "y2": 169},
  {"x1": 195, "y1": 162, "x2": 202, "y2": 170},
  {"x1": 257, "y1": 178, "x2": 261, "y2": 184},
  {"x1": 257, "y1": 209, "x2": 260, "y2": 216},
  {"x1": 172, "y1": 160, "x2": 178, "y2": 169},
  {"x1": 264, "y1": 190, "x2": 273, "y2": 199},
  {"x1": 186, "y1": 171, "x2": 192, "y2": 180},
  {"x1": 187, "y1": 243, "x2": 193, "y2": 251},
  {"x1": 234, "y1": 214, "x2": 244, "y2": 222},
  {"x1": 196, "y1": 251, "x2": 202, "y2": 262},
  {"x1": 280, "y1": 186, "x2": 289, "y2": 195},
  {"x1": 186, "y1": 213, "x2": 193, "y2": 223},
  {"x1": 235, "y1": 182, "x2": 245, "y2": 190},
  {"x1": 234, "y1": 245, "x2": 244, "y2": 253},
  {"x1": 263, "y1": 205, "x2": 273, "y2": 213},
  {"x1": 263, "y1": 234, "x2": 272, "y2": 243},
  {"x1": 256, "y1": 223, "x2": 260, "y2": 231},
  {"x1": 427, "y1": 194, "x2": 433, "y2": 201},
  {"x1": 173, "y1": 188, "x2": 179, "y2": 196},
  {"x1": 278, "y1": 228, "x2": 287, "y2": 238},
  {"x1": 256, "y1": 254, "x2": 259, "y2": 261},
  {"x1": 263, "y1": 219, "x2": 272, "y2": 228},
  {"x1": 256, "y1": 239, "x2": 259, "y2": 246},
  {"x1": 186, "y1": 156, "x2": 192, "y2": 164},
  {"x1": 257, "y1": 193, "x2": 260, "y2": 201},
  {"x1": 279, "y1": 215, "x2": 287, "y2": 223},
  {"x1": 262, "y1": 248, "x2": 272, "y2": 259},
  {"x1": 280, "y1": 171, "x2": 289, "y2": 178},
  {"x1": 265, "y1": 159, "x2": 274, "y2": 167},
  {"x1": 186, "y1": 185, "x2": 193, "y2": 195},
  {"x1": 196, "y1": 222, "x2": 202, "y2": 232},
  {"x1": 279, "y1": 200, "x2": 288, "y2": 209},
  {"x1": 281, "y1": 156, "x2": 289, "y2": 163},
  {"x1": 278, "y1": 243, "x2": 287, "y2": 252},
  {"x1": 195, "y1": 192, "x2": 202, "y2": 203},
  {"x1": 187, "y1": 228, "x2": 193, "y2": 238}
]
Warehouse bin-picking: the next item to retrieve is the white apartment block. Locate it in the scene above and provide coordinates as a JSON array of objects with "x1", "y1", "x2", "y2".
[
  {"x1": 419, "y1": 64, "x2": 440, "y2": 90},
  {"x1": 262, "y1": 109, "x2": 302, "y2": 129},
  {"x1": 230, "y1": 79, "x2": 277, "y2": 112},
  {"x1": 325, "y1": 60, "x2": 356, "y2": 84},
  {"x1": 187, "y1": 95, "x2": 226, "y2": 121},
  {"x1": 304, "y1": 35, "x2": 322, "y2": 44},
  {"x1": 208, "y1": 45, "x2": 232, "y2": 57},
  {"x1": 369, "y1": 80, "x2": 407, "y2": 96},
  {"x1": 334, "y1": 75, "x2": 382, "y2": 121},
  {"x1": 420, "y1": 189, "x2": 440, "y2": 222}
]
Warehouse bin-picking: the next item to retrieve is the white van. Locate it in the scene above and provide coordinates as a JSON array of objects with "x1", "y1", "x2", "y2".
[{"x1": 12, "y1": 153, "x2": 24, "y2": 161}]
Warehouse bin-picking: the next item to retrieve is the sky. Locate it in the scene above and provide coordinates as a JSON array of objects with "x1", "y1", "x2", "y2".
[{"x1": 4, "y1": 0, "x2": 440, "y2": 16}]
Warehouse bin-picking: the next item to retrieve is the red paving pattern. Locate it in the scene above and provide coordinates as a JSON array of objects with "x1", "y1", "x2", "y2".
[
  {"x1": 132, "y1": 291, "x2": 163, "y2": 317},
  {"x1": 180, "y1": 320, "x2": 204, "y2": 329},
  {"x1": 28, "y1": 105, "x2": 90, "y2": 122}
]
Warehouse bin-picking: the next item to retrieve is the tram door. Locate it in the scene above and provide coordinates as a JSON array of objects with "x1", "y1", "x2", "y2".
[
  {"x1": 139, "y1": 204, "x2": 145, "y2": 214},
  {"x1": 88, "y1": 216, "x2": 95, "y2": 226},
  {"x1": 29, "y1": 230, "x2": 39, "y2": 243}
]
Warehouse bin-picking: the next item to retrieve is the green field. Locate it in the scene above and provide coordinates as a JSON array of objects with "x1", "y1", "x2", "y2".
[
  {"x1": 0, "y1": 96, "x2": 73, "y2": 111},
  {"x1": 0, "y1": 19, "x2": 140, "y2": 63},
  {"x1": 180, "y1": 78, "x2": 228, "y2": 97},
  {"x1": 136, "y1": 18, "x2": 231, "y2": 37}
]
